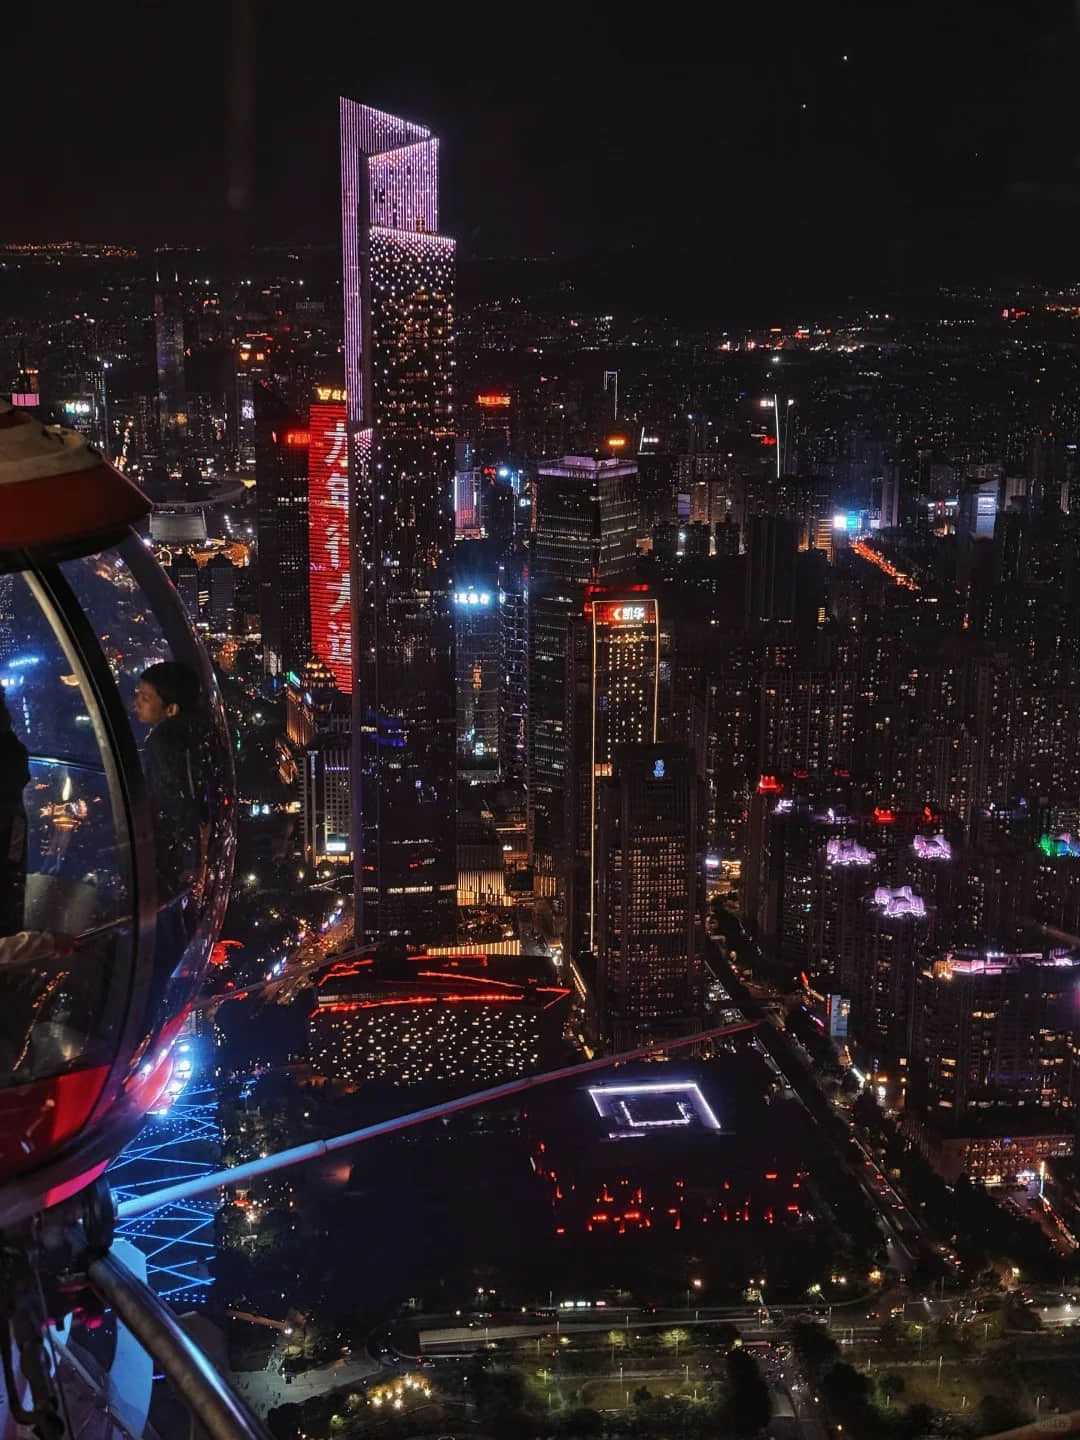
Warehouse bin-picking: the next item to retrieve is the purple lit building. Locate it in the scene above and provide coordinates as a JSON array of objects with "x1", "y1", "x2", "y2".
[
  {"x1": 814, "y1": 832, "x2": 876, "y2": 989},
  {"x1": 848, "y1": 885, "x2": 929, "y2": 1076},
  {"x1": 340, "y1": 101, "x2": 456, "y2": 941}
]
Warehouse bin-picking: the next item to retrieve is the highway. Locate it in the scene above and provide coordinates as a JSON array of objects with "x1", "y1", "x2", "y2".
[{"x1": 417, "y1": 1302, "x2": 884, "y2": 1353}]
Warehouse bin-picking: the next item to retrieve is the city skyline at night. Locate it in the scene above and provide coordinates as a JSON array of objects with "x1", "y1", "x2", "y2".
[{"x1": 9, "y1": 15, "x2": 1080, "y2": 1438}]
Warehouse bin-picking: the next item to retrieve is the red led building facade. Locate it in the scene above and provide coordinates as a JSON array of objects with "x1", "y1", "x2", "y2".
[{"x1": 308, "y1": 399, "x2": 350, "y2": 691}]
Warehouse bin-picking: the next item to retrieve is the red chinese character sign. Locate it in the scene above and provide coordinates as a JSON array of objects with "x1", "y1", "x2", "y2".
[{"x1": 309, "y1": 402, "x2": 351, "y2": 691}]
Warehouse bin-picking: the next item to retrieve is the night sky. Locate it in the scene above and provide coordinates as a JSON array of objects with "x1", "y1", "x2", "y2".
[{"x1": 5, "y1": 2, "x2": 1079, "y2": 306}]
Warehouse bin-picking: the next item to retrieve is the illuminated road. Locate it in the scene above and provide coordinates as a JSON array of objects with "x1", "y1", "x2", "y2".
[
  {"x1": 417, "y1": 1305, "x2": 883, "y2": 1352},
  {"x1": 850, "y1": 538, "x2": 919, "y2": 591},
  {"x1": 705, "y1": 931, "x2": 924, "y2": 1271},
  {"x1": 199, "y1": 906, "x2": 354, "y2": 1013}
]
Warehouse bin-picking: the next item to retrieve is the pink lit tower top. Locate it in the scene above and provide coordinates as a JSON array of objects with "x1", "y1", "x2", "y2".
[{"x1": 339, "y1": 99, "x2": 457, "y2": 945}]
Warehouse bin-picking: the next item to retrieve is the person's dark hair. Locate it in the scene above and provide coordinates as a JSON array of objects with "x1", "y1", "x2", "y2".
[{"x1": 140, "y1": 661, "x2": 200, "y2": 714}]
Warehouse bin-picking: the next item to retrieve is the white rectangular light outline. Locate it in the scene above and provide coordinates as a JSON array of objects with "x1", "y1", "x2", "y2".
[{"x1": 587, "y1": 1081, "x2": 721, "y2": 1131}]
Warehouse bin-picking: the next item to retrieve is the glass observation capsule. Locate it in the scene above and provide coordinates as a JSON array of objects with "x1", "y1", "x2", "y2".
[{"x1": 0, "y1": 400, "x2": 235, "y2": 1228}]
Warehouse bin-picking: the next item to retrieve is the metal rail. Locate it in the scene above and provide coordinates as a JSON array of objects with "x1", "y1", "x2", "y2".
[
  {"x1": 117, "y1": 1019, "x2": 756, "y2": 1219},
  {"x1": 86, "y1": 1248, "x2": 272, "y2": 1440}
]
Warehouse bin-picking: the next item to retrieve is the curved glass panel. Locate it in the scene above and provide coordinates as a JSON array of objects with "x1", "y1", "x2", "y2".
[
  {"x1": 61, "y1": 542, "x2": 234, "y2": 1072},
  {"x1": 0, "y1": 571, "x2": 133, "y2": 1087}
]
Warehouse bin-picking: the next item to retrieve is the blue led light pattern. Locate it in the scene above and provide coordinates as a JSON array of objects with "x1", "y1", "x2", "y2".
[{"x1": 108, "y1": 1085, "x2": 220, "y2": 1302}]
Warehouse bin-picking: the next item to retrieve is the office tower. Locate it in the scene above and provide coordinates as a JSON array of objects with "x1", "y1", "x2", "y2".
[
  {"x1": 683, "y1": 521, "x2": 711, "y2": 559},
  {"x1": 254, "y1": 392, "x2": 311, "y2": 679},
  {"x1": 498, "y1": 556, "x2": 529, "y2": 785},
  {"x1": 154, "y1": 290, "x2": 187, "y2": 453},
  {"x1": 595, "y1": 743, "x2": 702, "y2": 1048},
  {"x1": 470, "y1": 390, "x2": 513, "y2": 467},
  {"x1": 300, "y1": 736, "x2": 353, "y2": 865},
  {"x1": 913, "y1": 949, "x2": 1080, "y2": 1119},
  {"x1": 307, "y1": 395, "x2": 350, "y2": 690},
  {"x1": 286, "y1": 659, "x2": 349, "y2": 749},
  {"x1": 234, "y1": 335, "x2": 271, "y2": 475},
  {"x1": 746, "y1": 514, "x2": 797, "y2": 621},
  {"x1": 956, "y1": 471, "x2": 1000, "y2": 595},
  {"x1": 959, "y1": 471, "x2": 1001, "y2": 541},
  {"x1": 714, "y1": 515, "x2": 740, "y2": 557},
  {"x1": 170, "y1": 555, "x2": 200, "y2": 623},
  {"x1": 529, "y1": 454, "x2": 638, "y2": 872},
  {"x1": 204, "y1": 553, "x2": 237, "y2": 635},
  {"x1": 454, "y1": 465, "x2": 483, "y2": 538},
  {"x1": 567, "y1": 589, "x2": 660, "y2": 957},
  {"x1": 340, "y1": 100, "x2": 456, "y2": 942},
  {"x1": 879, "y1": 464, "x2": 901, "y2": 530},
  {"x1": 482, "y1": 475, "x2": 517, "y2": 549},
  {"x1": 453, "y1": 580, "x2": 500, "y2": 783}
]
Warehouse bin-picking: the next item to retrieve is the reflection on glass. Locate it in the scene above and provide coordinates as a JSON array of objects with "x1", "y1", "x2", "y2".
[
  {"x1": 0, "y1": 683, "x2": 30, "y2": 936},
  {"x1": 0, "y1": 572, "x2": 131, "y2": 1085},
  {"x1": 62, "y1": 543, "x2": 234, "y2": 1056}
]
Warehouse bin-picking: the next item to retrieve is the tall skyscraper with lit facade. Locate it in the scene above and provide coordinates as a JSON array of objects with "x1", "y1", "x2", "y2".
[
  {"x1": 308, "y1": 395, "x2": 350, "y2": 690},
  {"x1": 529, "y1": 455, "x2": 637, "y2": 877},
  {"x1": 567, "y1": 588, "x2": 660, "y2": 957},
  {"x1": 254, "y1": 387, "x2": 311, "y2": 678},
  {"x1": 153, "y1": 289, "x2": 187, "y2": 453},
  {"x1": 340, "y1": 100, "x2": 456, "y2": 942},
  {"x1": 595, "y1": 743, "x2": 702, "y2": 1049}
]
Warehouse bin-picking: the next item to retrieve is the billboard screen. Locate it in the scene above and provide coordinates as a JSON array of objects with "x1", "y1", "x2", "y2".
[{"x1": 308, "y1": 402, "x2": 351, "y2": 691}]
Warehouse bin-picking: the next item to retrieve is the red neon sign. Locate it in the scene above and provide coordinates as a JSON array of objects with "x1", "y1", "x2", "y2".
[
  {"x1": 595, "y1": 600, "x2": 654, "y2": 625},
  {"x1": 476, "y1": 393, "x2": 511, "y2": 408},
  {"x1": 757, "y1": 775, "x2": 784, "y2": 794},
  {"x1": 873, "y1": 807, "x2": 897, "y2": 825},
  {"x1": 308, "y1": 402, "x2": 351, "y2": 691},
  {"x1": 284, "y1": 429, "x2": 310, "y2": 447}
]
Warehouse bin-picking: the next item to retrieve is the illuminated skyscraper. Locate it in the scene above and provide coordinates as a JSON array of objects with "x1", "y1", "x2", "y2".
[
  {"x1": 529, "y1": 455, "x2": 637, "y2": 875},
  {"x1": 153, "y1": 290, "x2": 187, "y2": 452},
  {"x1": 567, "y1": 588, "x2": 660, "y2": 957},
  {"x1": 308, "y1": 395, "x2": 350, "y2": 690},
  {"x1": 254, "y1": 389, "x2": 311, "y2": 678},
  {"x1": 340, "y1": 100, "x2": 456, "y2": 941},
  {"x1": 453, "y1": 580, "x2": 500, "y2": 783},
  {"x1": 234, "y1": 337, "x2": 271, "y2": 476},
  {"x1": 595, "y1": 743, "x2": 702, "y2": 1049}
]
